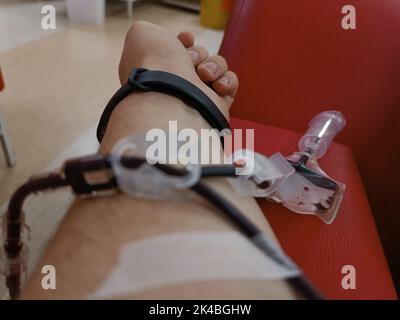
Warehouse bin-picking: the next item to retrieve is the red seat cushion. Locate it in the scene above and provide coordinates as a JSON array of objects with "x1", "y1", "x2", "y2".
[
  {"x1": 0, "y1": 67, "x2": 4, "y2": 91},
  {"x1": 220, "y1": 0, "x2": 400, "y2": 289},
  {"x1": 231, "y1": 117, "x2": 397, "y2": 299}
]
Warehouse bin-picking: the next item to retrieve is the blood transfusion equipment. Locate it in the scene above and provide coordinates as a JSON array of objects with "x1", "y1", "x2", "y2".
[
  {"x1": 275, "y1": 111, "x2": 346, "y2": 223},
  {"x1": 0, "y1": 110, "x2": 346, "y2": 300},
  {"x1": 230, "y1": 111, "x2": 346, "y2": 224}
]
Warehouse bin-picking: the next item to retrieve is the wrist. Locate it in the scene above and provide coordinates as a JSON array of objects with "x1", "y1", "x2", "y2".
[{"x1": 99, "y1": 91, "x2": 223, "y2": 158}]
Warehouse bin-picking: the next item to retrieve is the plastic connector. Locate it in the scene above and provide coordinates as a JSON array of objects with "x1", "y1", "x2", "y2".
[
  {"x1": 298, "y1": 110, "x2": 346, "y2": 159},
  {"x1": 267, "y1": 110, "x2": 347, "y2": 224},
  {"x1": 270, "y1": 155, "x2": 345, "y2": 224},
  {"x1": 227, "y1": 149, "x2": 294, "y2": 197},
  {"x1": 111, "y1": 135, "x2": 201, "y2": 198}
]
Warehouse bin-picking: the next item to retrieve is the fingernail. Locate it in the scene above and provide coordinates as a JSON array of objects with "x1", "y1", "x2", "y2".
[
  {"x1": 201, "y1": 61, "x2": 218, "y2": 74},
  {"x1": 219, "y1": 76, "x2": 231, "y2": 86},
  {"x1": 188, "y1": 49, "x2": 199, "y2": 61}
]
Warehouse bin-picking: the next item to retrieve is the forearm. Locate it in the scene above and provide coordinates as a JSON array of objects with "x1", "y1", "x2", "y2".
[
  {"x1": 20, "y1": 20, "x2": 298, "y2": 299},
  {"x1": 20, "y1": 91, "x2": 291, "y2": 299}
]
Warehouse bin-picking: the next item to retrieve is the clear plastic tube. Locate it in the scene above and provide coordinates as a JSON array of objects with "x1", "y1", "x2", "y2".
[{"x1": 298, "y1": 111, "x2": 346, "y2": 159}]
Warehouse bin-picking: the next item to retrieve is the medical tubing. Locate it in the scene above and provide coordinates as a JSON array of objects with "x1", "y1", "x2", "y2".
[
  {"x1": 5, "y1": 174, "x2": 68, "y2": 258},
  {"x1": 191, "y1": 181, "x2": 325, "y2": 300},
  {"x1": 119, "y1": 156, "x2": 237, "y2": 178},
  {"x1": 4, "y1": 173, "x2": 68, "y2": 299},
  {"x1": 201, "y1": 165, "x2": 237, "y2": 178},
  {"x1": 191, "y1": 182, "x2": 259, "y2": 237},
  {"x1": 3, "y1": 161, "x2": 234, "y2": 258},
  {"x1": 3, "y1": 155, "x2": 324, "y2": 299},
  {"x1": 2, "y1": 156, "x2": 236, "y2": 299},
  {"x1": 288, "y1": 276, "x2": 325, "y2": 300}
]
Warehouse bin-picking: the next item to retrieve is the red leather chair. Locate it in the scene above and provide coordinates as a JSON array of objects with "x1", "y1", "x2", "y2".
[
  {"x1": 0, "y1": 67, "x2": 4, "y2": 91},
  {"x1": 221, "y1": 0, "x2": 399, "y2": 299}
]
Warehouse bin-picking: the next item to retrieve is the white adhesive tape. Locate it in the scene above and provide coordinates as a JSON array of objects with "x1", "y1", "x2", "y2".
[{"x1": 90, "y1": 231, "x2": 300, "y2": 299}]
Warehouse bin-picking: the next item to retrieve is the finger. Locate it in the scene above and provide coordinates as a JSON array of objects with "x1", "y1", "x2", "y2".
[
  {"x1": 197, "y1": 55, "x2": 228, "y2": 83},
  {"x1": 212, "y1": 71, "x2": 239, "y2": 98},
  {"x1": 187, "y1": 46, "x2": 210, "y2": 66},
  {"x1": 178, "y1": 31, "x2": 194, "y2": 48}
]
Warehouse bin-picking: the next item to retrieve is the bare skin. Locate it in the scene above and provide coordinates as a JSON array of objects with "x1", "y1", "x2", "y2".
[{"x1": 20, "y1": 22, "x2": 297, "y2": 299}]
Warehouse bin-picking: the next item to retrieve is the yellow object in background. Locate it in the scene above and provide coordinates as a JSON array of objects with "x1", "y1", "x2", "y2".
[{"x1": 200, "y1": 0, "x2": 233, "y2": 30}]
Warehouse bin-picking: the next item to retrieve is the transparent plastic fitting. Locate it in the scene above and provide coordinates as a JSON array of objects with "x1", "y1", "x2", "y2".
[
  {"x1": 227, "y1": 149, "x2": 295, "y2": 197},
  {"x1": 298, "y1": 110, "x2": 346, "y2": 159},
  {"x1": 268, "y1": 111, "x2": 347, "y2": 224},
  {"x1": 111, "y1": 135, "x2": 201, "y2": 199},
  {"x1": 270, "y1": 154, "x2": 346, "y2": 224}
]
